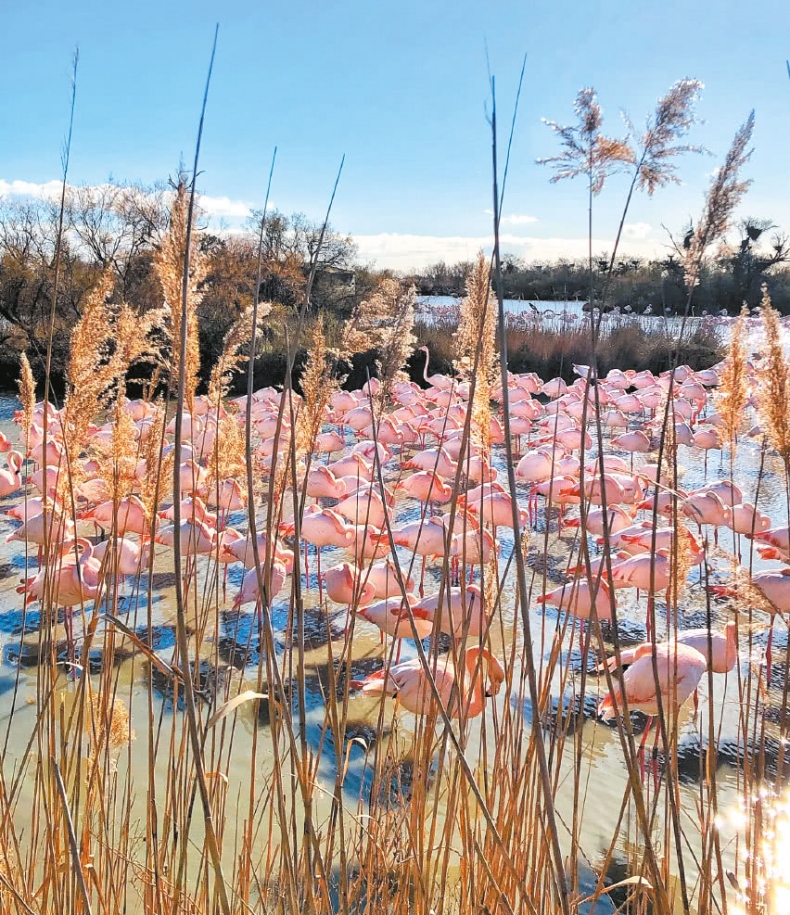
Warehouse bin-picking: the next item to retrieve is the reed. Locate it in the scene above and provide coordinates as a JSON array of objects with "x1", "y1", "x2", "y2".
[{"x1": 0, "y1": 54, "x2": 786, "y2": 915}]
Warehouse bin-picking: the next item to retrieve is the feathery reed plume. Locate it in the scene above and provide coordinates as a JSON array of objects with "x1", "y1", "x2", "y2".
[
  {"x1": 757, "y1": 286, "x2": 790, "y2": 467},
  {"x1": 139, "y1": 401, "x2": 171, "y2": 520},
  {"x1": 538, "y1": 88, "x2": 633, "y2": 194},
  {"x1": 17, "y1": 352, "x2": 36, "y2": 439},
  {"x1": 206, "y1": 413, "x2": 247, "y2": 493},
  {"x1": 343, "y1": 277, "x2": 416, "y2": 405},
  {"x1": 295, "y1": 318, "x2": 337, "y2": 460},
  {"x1": 455, "y1": 253, "x2": 496, "y2": 450},
  {"x1": 62, "y1": 270, "x2": 116, "y2": 462},
  {"x1": 155, "y1": 179, "x2": 206, "y2": 410},
  {"x1": 629, "y1": 78, "x2": 704, "y2": 195},
  {"x1": 685, "y1": 111, "x2": 754, "y2": 287},
  {"x1": 717, "y1": 305, "x2": 749, "y2": 452},
  {"x1": 207, "y1": 301, "x2": 269, "y2": 403}
]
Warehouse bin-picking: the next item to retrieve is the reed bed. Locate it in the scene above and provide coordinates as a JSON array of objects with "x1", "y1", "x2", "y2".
[{"x1": 0, "y1": 61, "x2": 787, "y2": 915}]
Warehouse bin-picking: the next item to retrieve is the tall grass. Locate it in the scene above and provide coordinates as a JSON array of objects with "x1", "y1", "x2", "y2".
[{"x1": 0, "y1": 50, "x2": 788, "y2": 915}]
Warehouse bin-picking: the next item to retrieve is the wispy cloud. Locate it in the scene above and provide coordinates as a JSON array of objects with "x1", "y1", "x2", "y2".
[
  {"x1": 0, "y1": 178, "x2": 63, "y2": 200},
  {"x1": 1, "y1": 178, "x2": 255, "y2": 222},
  {"x1": 483, "y1": 209, "x2": 539, "y2": 225},
  {"x1": 198, "y1": 195, "x2": 253, "y2": 219},
  {"x1": 623, "y1": 221, "x2": 653, "y2": 239}
]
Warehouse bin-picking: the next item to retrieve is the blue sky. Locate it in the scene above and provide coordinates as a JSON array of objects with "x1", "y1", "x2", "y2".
[{"x1": 2, "y1": 0, "x2": 788, "y2": 268}]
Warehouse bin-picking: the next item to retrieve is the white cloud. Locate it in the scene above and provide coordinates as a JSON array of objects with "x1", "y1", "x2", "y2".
[
  {"x1": 353, "y1": 232, "x2": 666, "y2": 270},
  {"x1": 482, "y1": 209, "x2": 539, "y2": 225},
  {"x1": 0, "y1": 178, "x2": 63, "y2": 200},
  {"x1": 503, "y1": 213, "x2": 539, "y2": 225},
  {"x1": 197, "y1": 194, "x2": 252, "y2": 219},
  {"x1": 1, "y1": 178, "x2": 254, "y2": 222},
  {"x1": 623, "y1": 221, "x2": 652, "y2": 239}
]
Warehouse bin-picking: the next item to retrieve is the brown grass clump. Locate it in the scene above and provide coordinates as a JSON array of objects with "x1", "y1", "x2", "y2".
[
  {"x1": 455, "y1": 253, "x2": 496, "y2": 450},
  {"x1": 717, "y1": 305, "x2": 749, "y2": 452},
  {"x1": 344, "y1": 277, "x2": 416, "y2": 405},
  {"x1": 155, "y1": 181, "x2": 206, "y2": 410},
  {"x1": 756, "y1": 286, "x2": 790, "y2": 468},
  {"x1": 84, "y1": 690, "x2": 134, "y2": 768}
]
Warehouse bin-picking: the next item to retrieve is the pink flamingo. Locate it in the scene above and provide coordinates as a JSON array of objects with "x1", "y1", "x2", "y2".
[
  {"x1": 232, "y1": 561, "x2": 287, "y2": 610},
  {"x1": 356, "y1": 596, "x2": 435, "y2": 659},
  {"x1": 0, "y1": 451, "x2": 23, "y2": 498},
  {"x1": 418, "y1": 346, "x2": 454, "y2": 391},
  {"x1": 412, "y1": 583, "x2": 488, "y2": 639},
  {"x1": 351, "y1": 645, "x2": 505, "y2": 719},
  {"x1": 322, "y1": 561, "x2": 377, "y2": 606},
  {"x1": 537, "y1": 577, "x2": 613, "y2": 621},
  {"x1": 397, "y1": 471, "x2": 453, "y2": 505},
  {"x1": 598, "y1": 641, "x2": 707, "y2": 764},
  {"x1": 602, "y1": 621, "x2": 737, "y2": 675}
]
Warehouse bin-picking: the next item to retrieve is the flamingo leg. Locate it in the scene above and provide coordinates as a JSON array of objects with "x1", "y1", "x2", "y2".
[
  {"x1": 317, "y1": 547, "x2": 323, "y2": 602},
  {"x1": 766, "y1": 621, "x2": 774, "y2": 686},
  {"x1": 638, "y1": 716, "x2": 653, "y2": 780}
]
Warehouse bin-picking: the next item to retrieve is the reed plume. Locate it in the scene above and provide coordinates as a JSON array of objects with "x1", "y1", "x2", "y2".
[
  {"x1": 62, "y1": 269, "x2": 116, "y2": 464},
  {"x1": 139, "y1": 402, "x2": 172, "y2": 521},
  {"x1": 538, "y1": 87, "x2": 633, "y2": 194},
  {"x1": 629, "y1": 78, "x2": 703, "y2": 195},
  {"x1": 455, "y1": 253, "x2": 496, "y2": 450},
  {"x1": 685, "y1": 112, "x2": 754, "y2": 288},
  {"x1": 295, "y1": 318, "x2": 337, "y2": 460},
  {"x1": 717, "y1": 305, "x2": 749, "y2": 453},
  {"x1": 756, "y1": 285, "x2": 790, "y2": 468},
  {"x1": 207, "y1": 301, "x2": 270, "y2": 404},
  {"x1": 343, "y1": 277, "x2": 416, "y2": 405},
  {"x1": 17, "y1": 352, "x2": 36, "y2": 438},
  {"x1": 155, "y1": 180, "x2": 206, "y2": 410}
]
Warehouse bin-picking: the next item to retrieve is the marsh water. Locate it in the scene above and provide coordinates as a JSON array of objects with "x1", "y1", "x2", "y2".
[{"x1": 0, "y1": 351, "x2": 788, "y2": 912}]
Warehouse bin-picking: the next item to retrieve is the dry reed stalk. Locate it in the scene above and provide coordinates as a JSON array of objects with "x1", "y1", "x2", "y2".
[
  {"x1": 684, "y1": 112, "x2": 754, "y2": 290},
  {"x1": 718, "y1": 305, "x2": 749, "y2": 453},
  {"x1": 17, "y1": 353, "x2": 36, "y2": 439},
  {"x1": 455, "y1": 252, "x2": 496, "y2": 453},
  {"x1": 155, "y1": 179, "x2": 206, "y2": 412},
  {"x1": 294, "y1": 317, "x2": 337, "y2": 461},
  {"x1": 757, "y1": 287, "x2": 790, "y2": 469}
]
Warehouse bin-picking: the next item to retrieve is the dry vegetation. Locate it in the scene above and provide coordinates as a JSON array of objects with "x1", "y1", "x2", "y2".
[{"x1": 0, "y1": 69, "x2": 786, "y2": 915}]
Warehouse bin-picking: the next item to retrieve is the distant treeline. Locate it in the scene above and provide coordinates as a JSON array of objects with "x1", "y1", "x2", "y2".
[{"x1": 404, "y1": 221, "x2": 790, "y2": 314}]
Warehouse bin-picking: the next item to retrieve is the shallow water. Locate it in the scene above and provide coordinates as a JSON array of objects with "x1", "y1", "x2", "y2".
[{"x1": 0, "y1": 355, "x2": 788, "y2": 912}]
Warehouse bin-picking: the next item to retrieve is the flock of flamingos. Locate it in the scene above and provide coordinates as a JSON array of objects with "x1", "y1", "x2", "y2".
[{"x1": 0, "y1": 332, "x2": 787, "y2": 762}]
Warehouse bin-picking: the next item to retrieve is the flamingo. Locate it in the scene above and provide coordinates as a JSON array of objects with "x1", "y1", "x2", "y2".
[
  {"x1": 322, "y1": 561, "x2": 377, "y2": 606},
  {"x1": 419, "y1": 346, "x2": 454, "y2": 390},
  {"x1": 356, "y1": 596, "x2": 435, "y2": 659},
  {"x1": 0, "y1": 451, "x2": 23, "y2": 498},
  {"x1": 537, "y1": 577, "x2": 613, "y2": 621},
  {"x1": 232, "y1": 561, "x2": 287, "y2": 610},
  {"x1": 598, "y1": 641, "x2": 708, "y2": 764},
  {"x1": 351, "y1": 646, "x2": 505, "y2": 719},
  {"x1": 602, "y1": 621, "x2": 738, "y2": 675}
]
